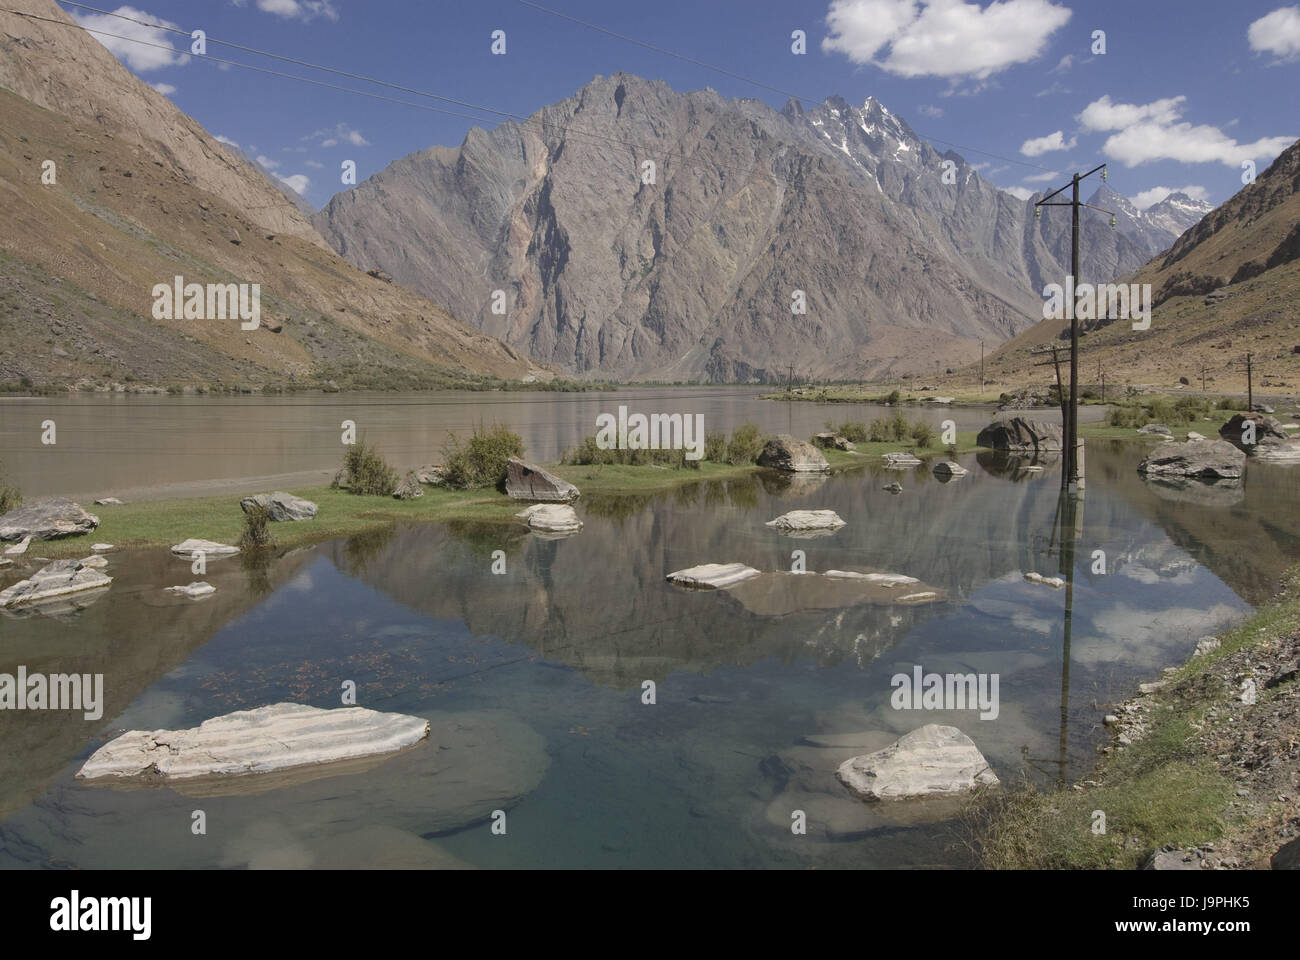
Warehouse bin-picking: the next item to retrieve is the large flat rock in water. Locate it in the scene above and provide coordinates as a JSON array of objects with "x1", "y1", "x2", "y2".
[
  {"x1": 836, "y1": 724, "x2": 998, "y2": 801},
  {"x1": 0, "y1": 559, "x2": 112, "y2": 609},
  {"x1": 505, "y1": 456, "x2": 580, "y2": 501},
  {"x1": 0, "y1": 498, "x2": 99, "y2": 541},
  {"x1": 764, "y1": 509, "x2": 845, "y2": 535},
  {"x1": 76, "y1": 703, "x2": 430, "y2": 782},
  {"x1": 666, "y1": 562, "x2": 761, "y2": 589},
  {"x1": 516, "y1": 503, "x2": 582, "y2": 535},
  {"x1": 170, "y1": 538, "x2": 239, "y2": 557},
  {"x1": 1137, "y1": 438, "x2": 1245, "y2": 479}
]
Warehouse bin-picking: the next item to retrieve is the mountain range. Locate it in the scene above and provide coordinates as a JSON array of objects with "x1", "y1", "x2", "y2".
[
  {"x1": 314, "y1": 73, "x2": 1211, "y2": 383},
  {"x1": 986, "y1": 136, "x2": 1300, "y2": 393}
]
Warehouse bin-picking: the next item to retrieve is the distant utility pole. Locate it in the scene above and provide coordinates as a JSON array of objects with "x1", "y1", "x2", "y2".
[
  {"x1": 1201, "y1": 363, "x2": 1208, "y2": 393},
  {"x1": 980, "y1": 340, "x2": 985, "y2": 393},
  {"x1": 1245, "y1": 353, "x2": 1254, "y2": 411},
  {"x1": 1034, "y1": 164, "x2": 1116, "y2": 496}
]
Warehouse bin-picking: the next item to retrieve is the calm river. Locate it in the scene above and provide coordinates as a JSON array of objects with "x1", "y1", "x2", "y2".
[{"x1": 1, "y1": 390, "x2": 1296, "y2": 868}]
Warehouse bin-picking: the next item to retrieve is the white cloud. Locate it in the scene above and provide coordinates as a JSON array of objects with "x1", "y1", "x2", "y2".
[
  {"x1": 150, "y1": 81, "x2": 177, "y2": 95},
  {"x1": 232, "y1": 0, "x2": 340, "y2": 22},
  {"x1": 1079, "y1": 95, "x2": 1295, "y2": 167},
  {"x1": 1021, "y1": 129, "x2": 1077, "y2": 156},
  {"x1": 71, "y1": 5, "x2": 190, "y2": 72},
  {"x1": 1049, "y1": 53, "x2": 1073, "y2": 73},
  {"x1": 1248, "y1": 6, "x2": 1300, "y2": 60},
  {"x1": 1077, "y1": 94, "x2": 1185, "y2": 131},
  {"x1": 1022, "y1": 169, "x2": 1060, "y2": 182},
  {"x1": 822, "y1": 0, "x2": 1072, "y2": 79},
  {"x1": 304, "y1": 159, "x2": 324, "y2": 168},
  {"x1": 1002, "y1": 185, "x2": 1035, "y2": 200},
  {"x1": 1130, "y1": 185, "x2": 1211, "y2": 209},
  {"x1": 302, "y1": 123, "x2": 368, "y2": 148},
  {"x1": 917, "y1": 104, "x2": 944, "y2": 118},
  {"x1": 214, "y1": 134, "x2": 240, "y2": 148},
  {"x1": 277, "y1": 173, "x2": 311, "y2": 195},
  {"x1": 256, "y1": 154, "x2": 280, "y2": 170}
]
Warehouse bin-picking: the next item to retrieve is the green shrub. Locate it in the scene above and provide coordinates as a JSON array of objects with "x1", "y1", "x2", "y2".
[
  {"x1": 886, "y1": 389, "x2": 901, "y2": 405},
  {"x1": 837, "y1": 421, "x2": 869, "y2": 443},
  {"x1": 725, "y1": 423, "x2": 765, "y2": 465},
  {"x1": 704, "y1": 431, "x2": 727, "y2": 463},
  {"x1": 910, "y1": 420, "x2": 935, "y2": 448},
  {"x1": 889, "y1": 410, "x2": 910, "y2": 441},
  {"x1": 336, "y1": 440, "x2": 399, "y2": 496},
  {"x1": 238, "y1": 503, "x2": 275, "y2": 551},
  {"x1": 868, "y1": 418, "x2": 889, "y2": 443},
  {"x1": 1216, "y1": 397, "x2": 1236, "y2": 411},
  {"x1": 0, "y1": 461, "x2": 21, "y2": 514},
  {"x1": 442, "y1": 424, "x2": 525, "y2": 490}
]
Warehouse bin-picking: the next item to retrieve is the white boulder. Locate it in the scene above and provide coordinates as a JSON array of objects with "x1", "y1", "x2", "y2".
[
  {"x1": 836, "y1": 724, "x2": 999, "y2": 801},
  {"x1": 171, "y1": 539, "x2": 239, "y2": 558},
  {"x1": 515, "y1": 503, "x2": 582, "y2": 534},
  {"x1": 77, "y1": 703, "x2": 430, "y2": 783},
  {"x1": 666, "y1": 562, "x2": 761, "y2": 589}
]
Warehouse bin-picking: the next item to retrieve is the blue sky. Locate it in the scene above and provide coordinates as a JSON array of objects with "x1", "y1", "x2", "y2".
[{"x1": 63, "y1": 0, "x2": 1300, "y2": 211}]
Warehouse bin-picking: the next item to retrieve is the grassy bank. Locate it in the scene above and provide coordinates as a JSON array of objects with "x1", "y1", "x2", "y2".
[
  {"x1": 23, "y1": 430, "x2": 987, "y2": 557},
  {"x1": 973, "y1": 566, "x2": 1300, "y2": 869}
]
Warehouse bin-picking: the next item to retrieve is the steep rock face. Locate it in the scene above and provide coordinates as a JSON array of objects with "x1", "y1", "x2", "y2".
[
  {"x1": 0, "y1": 0, "x2": 534, "y2": 387},
  {"x1": 315, "y1": 74, "x2": 1194, "y2": 382},
  {"x1": 0, "y1": 0, "x2": 319, "y2": 245}
]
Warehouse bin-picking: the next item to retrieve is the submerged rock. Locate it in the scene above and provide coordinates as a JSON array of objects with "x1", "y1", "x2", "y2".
[
  {"x1": 77, "y1": 703, "x2": 430, "y2": 783},
  {"x1": 0, "y1": 498, "x2": 99, "y2": 541},
  {"x1": 836, "y1": 724, "x2": 998, "y2": 801},
  {"x1": 1137, "y1": 438, "x2": 1244, "y2": 479},
  {"x1": 165, "y1": 582, "x2": 216, "y2": 598},
  {"x1": 0, "y1": 559, "x2": 113, "y2": 609},
  {"x1": 171, "y1": 539, "x2": 239, "y2": 558},
  {"x1": 883, "y1": 481, "x2": 903, "y2": 493},
  {"x1": 756, "y1": 435, "x2": 830, "y2": 473},
  {"x1": 882, "y1": 451, "x2": 922, "y2": 467},
  {"x1": 94, "y1": 497, "x2": 124, "y2": 506},
  {"x1": 505, "y1": 457, "x2": 580, "y2": 502},
  {"x1": 976, "y1": 416, "x2": 1063, "y2": 452},
  {"x1": 764, "y1": 509, "x2": 846, "y2": 535},
  {"x1": 515, "y1": 503, "x2": 582, "y2": 534},
  {"x1": 933, "y1": 460, "x2": 968, "y2": 478},
  {"x1": 240, "y1": 491, "x2": 318, "y2": 521},
  {"x1": 666, "y1": 562, "x2": 761, "y2": 589},
  {"x1": 1023, "y1": 572, "x2": 1065, "y2": 588},
  {"x1": 823, "y1": 571, "x2": 919, "y2": 587}
]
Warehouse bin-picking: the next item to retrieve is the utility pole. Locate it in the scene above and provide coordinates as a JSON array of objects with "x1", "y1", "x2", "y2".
[
  {"x1": 1201, "y1": 363, "x2": 1207, "y2": 393},
  {"x1": 1035, "y1": 163, "x2": 1115, "y2": 497},
  {"x1": 1246, "y1": 353, "x2": 1254, "y2": 411},
  {"x1": 979, "y1": 340, "x2": 985, "y2": 394},
  {"x1": 1100, "y1": 371, "x2": 1105, "y2": 404}
]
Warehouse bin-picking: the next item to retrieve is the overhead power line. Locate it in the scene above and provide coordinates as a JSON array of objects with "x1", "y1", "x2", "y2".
[{"x1": 49, "y1": 0, "x2": 1054, "y2": 175}]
